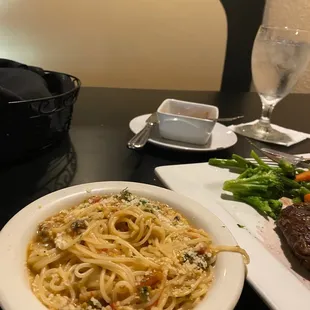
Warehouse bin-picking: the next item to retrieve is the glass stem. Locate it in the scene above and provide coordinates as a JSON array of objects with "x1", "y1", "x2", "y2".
[
  {"x1": 258, "y1": 96, "x2": 278, "y2": 130},
  {"x1": 259, "y1": 103, "x2": 274, "y2": 127}
]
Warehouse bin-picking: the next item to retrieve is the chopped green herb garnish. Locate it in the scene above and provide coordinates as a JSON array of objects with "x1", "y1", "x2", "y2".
[
  {"x1": 71, "y1": 220, "x2": 87, "y2": 234},
  {"x1": 119, "y1": 188, "x2": 132, "y2": 201},
  {"x1": 197, "y1": 260, "x2": 208, "y2": 271},
  {"x1": 182, "y1": 252, "x2": 194, "y2": 264},
  {"x1": 142, "y1": 206, "x2": 154, "y2": 214},
  {"x1": 181, "y1": 251, "x2": 209, "y2": 270},
  {"x1": 86, "y1": 299, "x2": 102, "y2": 309},
  {"x1": 139, "y1": 286, "x2": 150, "y2": 302},
  {"x1": 237, "y1": 224, "x2": 245, "y2": 228}
]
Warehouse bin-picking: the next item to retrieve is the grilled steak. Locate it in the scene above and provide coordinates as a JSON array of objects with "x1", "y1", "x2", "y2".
[{"x1": 277, "y1": 202, "x2": 310, "y2": 270}]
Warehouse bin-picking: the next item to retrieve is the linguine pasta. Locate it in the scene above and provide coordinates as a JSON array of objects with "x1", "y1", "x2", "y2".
[{"x1": 27, "y1": 189, "x2": 248, "y2": 310}]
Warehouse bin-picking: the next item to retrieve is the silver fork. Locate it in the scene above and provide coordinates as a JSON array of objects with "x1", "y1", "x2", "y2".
[
  {"x1": 246, "y1": 138, "x2": 310, "y2": 169},
  {"x1": 127, "y1": 113, "x2": 158, "y2": 149},
  {"x1": 210, "y1": 115, "x2": 244, "y2": 122}
]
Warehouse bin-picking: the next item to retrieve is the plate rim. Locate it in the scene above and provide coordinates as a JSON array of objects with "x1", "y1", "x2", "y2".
[{"x1": 129, "y1": 113, "x2": 238, "y2": 152}]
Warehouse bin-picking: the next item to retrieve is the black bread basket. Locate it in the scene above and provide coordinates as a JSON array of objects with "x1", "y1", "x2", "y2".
[{"x1": 0, "y1": 71, "x2": 81, "y2": 163}]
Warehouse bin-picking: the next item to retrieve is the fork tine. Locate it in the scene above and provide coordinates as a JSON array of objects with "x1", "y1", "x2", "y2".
[
  {"x1": 245, "y1": 138, "x2": 265, "y2": 154},
  {"x1": 247, "y1": 158, "x2": 278, "y2": 166},
  {"x1": 245, "y1": 138, "x2": 281, "y2": 164}
]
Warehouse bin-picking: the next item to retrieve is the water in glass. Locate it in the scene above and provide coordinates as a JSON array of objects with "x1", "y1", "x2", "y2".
[{"x1": 235, "y1": 26, "x2": 310, "y2": 144}]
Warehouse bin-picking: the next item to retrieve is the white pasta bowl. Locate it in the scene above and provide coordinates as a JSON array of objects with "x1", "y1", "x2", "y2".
[{"x1": 0, "y1": 182, "x2": 245, "y2": 310}]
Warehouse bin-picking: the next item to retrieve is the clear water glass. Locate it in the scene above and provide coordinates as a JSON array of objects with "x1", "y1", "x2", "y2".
[{"x1": 235, "y1": 25, "x2": 310, "y2": 144}]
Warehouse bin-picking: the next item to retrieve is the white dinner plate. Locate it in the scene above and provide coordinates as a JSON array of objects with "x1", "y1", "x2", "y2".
[
  {"x1": 155, "y1": 159, "x2": 310, "y2": 310},
  {"x1": 129, "y1": 114, "x2": 238, "y2": 151}
]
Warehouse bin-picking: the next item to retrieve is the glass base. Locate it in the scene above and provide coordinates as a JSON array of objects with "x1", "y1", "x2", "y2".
[{"x1": 234, "y1": 120, "x2": 293, "y2": 145}]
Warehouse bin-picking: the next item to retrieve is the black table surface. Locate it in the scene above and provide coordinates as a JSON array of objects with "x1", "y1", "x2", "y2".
[{"x1": 2, "y1": 87, "x2": 310, "y2": 309}]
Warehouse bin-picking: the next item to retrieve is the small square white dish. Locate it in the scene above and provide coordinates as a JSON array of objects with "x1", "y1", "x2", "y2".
[
  {"x1": 129, "y1": 114, "x2": 238, "y2": 152},
  {"x1": 157, "y1": 99, "x2": 219, "y2": 145}
]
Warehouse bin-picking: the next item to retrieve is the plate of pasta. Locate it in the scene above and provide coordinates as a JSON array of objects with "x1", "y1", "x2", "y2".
[{"x1": 0, "y1": 182, "x2": 248, "y2": 310}]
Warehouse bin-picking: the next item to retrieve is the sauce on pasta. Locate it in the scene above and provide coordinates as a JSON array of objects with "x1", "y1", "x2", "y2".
[{"x1": 27, "y1": 189, "x2": 248, "y2": 310}]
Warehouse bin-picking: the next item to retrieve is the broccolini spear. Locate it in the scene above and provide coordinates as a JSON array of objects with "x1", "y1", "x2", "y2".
[
  {"x1": 250, "y1": 150, "x2": 270, "y2": 169},
  {"x1": 209, "y1": 154, "x2": 256, "y2": 171},
  {"x1": 231, "y1": 154, "x2": 257, "y2": 169},
  {"x1": 208, "y1": 150, "x2": 310, "y2": 219},
  {"x1": 223, "y1": 169, "x2": 286, "y2": 218},
  {"x1": 223, "y1": 170, "x2": 285, "y2": 199},
  {"x1": 235, "y1": 195, "x2": 282, "y2": 219},
  {"x1": 208, "y1": 158, "x2": 242, "y2": 169},
  {"x1": 278, "y1": 159, "x2": 296, "y2": 178},
  {"x1": 288, "y1": 186, "x2": 310, "y2": 201}
]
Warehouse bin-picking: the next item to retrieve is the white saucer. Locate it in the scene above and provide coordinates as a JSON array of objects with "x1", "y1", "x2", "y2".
[{"x1": 129, "y1": 114, "x2": 238, "y2": 151}]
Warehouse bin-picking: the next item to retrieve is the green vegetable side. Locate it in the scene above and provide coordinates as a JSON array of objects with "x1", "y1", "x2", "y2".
[{"x1": 208, "y1": 150, "x2": 310, "y2": 219}]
